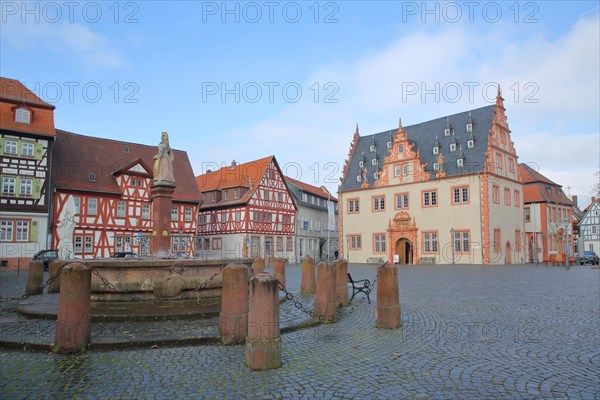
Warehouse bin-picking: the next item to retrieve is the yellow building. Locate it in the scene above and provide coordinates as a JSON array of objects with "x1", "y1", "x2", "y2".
[{"x1": 338, "y1": 88, "x2": 524, "y2": 265}]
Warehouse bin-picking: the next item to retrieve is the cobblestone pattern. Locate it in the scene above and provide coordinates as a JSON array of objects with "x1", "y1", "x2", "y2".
[{"x1": 1, "y1": 264, "x2": 599, "y2": 399}]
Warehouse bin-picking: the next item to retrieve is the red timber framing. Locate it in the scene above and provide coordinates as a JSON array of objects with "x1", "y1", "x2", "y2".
[
  {"x1": 51, "y1": 130, "x2": 200, "y2": 258},
  {"x1": 195, "y1": 156, "x2": 297, "y2": 260}
]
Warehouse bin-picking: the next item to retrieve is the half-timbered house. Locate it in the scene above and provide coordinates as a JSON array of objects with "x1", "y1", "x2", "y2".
[
  {"x1": 195, "y1": 156, "x2": 297, "y2": 261},
  {"x1": 579, "y1": 198, "x2": 600, "y2": 255},
  {"x1": 52, "y1": 130, "x2": 200, "y2": 258},
  {"x1": 0, "y1": 78, "x2": 56, "y2": 268}
]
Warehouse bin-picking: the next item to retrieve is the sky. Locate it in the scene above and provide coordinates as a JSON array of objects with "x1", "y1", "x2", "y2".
[{"x1": 1, "y1": 1, "x2": 599, "y2": 208}]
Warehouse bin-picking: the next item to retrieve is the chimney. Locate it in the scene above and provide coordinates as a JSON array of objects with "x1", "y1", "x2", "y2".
[
  {"x1": 571, "y1": 195, "x2": 578, "y2": 208},
  {"x1": 231, "y1": 160, "x2": 237, "y2": 168}
]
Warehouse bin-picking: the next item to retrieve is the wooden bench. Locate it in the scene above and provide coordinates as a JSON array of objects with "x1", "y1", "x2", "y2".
[
  {"x1": 542, "y1": 254, "x2": 565, "y2": 266},
  {"x1": 366, "y1": 257, "x2": 384, "y2": 264},
  {"x1": 347, "y1": 273, "x2": 371, "y2": 304},
  {"x1": 419, "y1": 256, "x2": 436, "y2": 264}
]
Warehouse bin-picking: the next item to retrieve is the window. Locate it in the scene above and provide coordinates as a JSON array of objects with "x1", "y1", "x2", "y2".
[
  {"x1": 514, "y1": 190, "x2": 521, "y2": 207},
  {"x1": 4, "y1": 140, "x2": 18, "y2": 154},
  {"x1": 278, "y1": 193, "x2": 283, "y2": 202},
  {"x1": 450, "y1": 143, "x2": 456, "y2": 152},
  {"x1": 395, "y1": 193, "x2": 409, "y2": 209},
  {"x1": 21, "y1": 142, "x2": 34, "y2": 157},
  {"x1": 235, "y1": 212, "x2": 241, "y2": 222},
  {"x1": 356, "y1": 175, "x2": 362, "y2": 182},
  {"x1": 374, "y1": 234, "x2": 386, "y2": 253},
  {"x1": 349, "y1": 235, "x2": 362, "y2": 250},
  {"x1": 224, "y1": 190, "x2": 229, "y2": 200},
  {"x1": 423, "y1": 232, "x2": 438, "y2": 253},
  {"x1": 504, "y1": 188, "x2": 511, "y2": 206},
  {"x1": 171, "y1": 206, "x2": 178, "y2": 221},
  {"x1": 453, "y1": 230, "x2": 470, "y2": 253},
  {"x1": 74, "y1": 197, "x2": 80, "y2": 213},
  {"x1": 74, "y1": 236, "x2": 83, "y2": 253},
  {"x1": 211, "y1": 193, "x2": 216, "y2": 203},
  {"x1": 500, "y1": 131, "x2": 507, "y2": 144},
  {"x1": 433, "y1": 163, "x2": 439, "y2": 171},
  {"x1": 358, "y1": 160, "x2": 364, "y2": 168},
  {"x1": 524, "y1": 207, "x2": 531, "y2": 222},
  {"x1": 394, "y1": 165, "x2": 401, "y2": 177},
  {"x1": 373, "y1": 172, "x2": 379, "y2": 180},
  {"x1": 433, "y1": 146, "x2": 439, "y2": 155},
  {"x1": 84, "y1": 236, "x2": 93, "y2": 254},
  {"x1": 185, "y1": 207, "x2": 193, "y2": 221},
  {"x1": 515, "y1": 230, "x2": 521, "y2": 252},
  {"x1": 123, "y1": 145, "x2": 130, "y2": 153},
  {"x1": 402, "y1": 164, "x2": 408, "y2": 176},
  {"x1": 444, "y1": 128, "x2": 451, "y2": 136},
  {"x1": 494, "y1": 228, "x2": 501, "y2": 254},
  {"x1": 286, "y1": 237, "x2": 293, "y2": 252},
  {"x1": 348, "y1": 199, "x2": 359, "y2": 213},
  {"x1": 372, "y1": 158, "x2": 378, "y2": 166},
  {"x1": 492, "y1": 185, "x2": 500, "y2": 204},
  {"x1": 398, "y1": 145, "x2": 403, "y2": 155},
  {"x1": 0, "y1": 220, "x2": 14, "y2": 241},
  {"x1": 221, "y1": 213, "x2": 227, "y2": 223},
  {"x1": 466, "y1": 123, "x2": 473, "y2": 133},
  {"x1": 234, "y1": 189, "x2": 239, "y2": 200},
  {"x1": 452, "y1": 187, "x2": 469, "y2": 204},
  {"x1": 276, "y1": 237, "x2": 284, "y2": 252},
  {"x1": 508, "y1": 158, "x2": 515, "y2": 172},
  {"x1": 130, "y1": 178, "x2": 137, "y2": 187},
  {"x1": 592, "y1": 226, "x2": 597, "y2": 234},
  {"x1": 373, "y1": 196, "x2": 385, "y2": 212},
  {"x1": 19, "y1": 178, "x2": 32, "y2": 196},
  {"x1": 467, "y1": 139, "x2": 474, "y2": 149},
  {"x1": 496, "y1": 153, "x2": 503, "y2": 170},
  {"x1": 423, "y1": 190, "x2": 437, "y2": 207},
  {"x1": 142, "y1": 204, "x2": 150, "y2": 220},
  {"x1": 87, "y1": 198, "x2": 98, "y2": 215},
  {"x1": 2, "y1": 177, "x2": 16, "y2": 195},
  {"x1": 88, "y1": 173, "x2": 96, "y2": 182},
  {"x1": 117, "y1": 201, "x2": 126, "y2": 217},
  {"x1": 386, "y1": 141, "x2": 392, "y2": 149},
  {"x1": 370, "y1": 144, "x2": 376, "y2": 152},
  {"x1": 212, "y1": 238, "x2": 222, "y2": 250},
  {"x1": 15, "y1": 108, "x2": 31, "y2": 123},
  {"x1": 457, "y1": 159, "x2": 464, "y2": 167}
]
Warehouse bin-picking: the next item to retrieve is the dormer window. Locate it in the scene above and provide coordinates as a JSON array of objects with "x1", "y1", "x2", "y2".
[
  {"x1": 372, "y1": 158, "x2": 378, "y2": 166},
  {"x1": 457, "y1": 159, "x2": 464, "y2": 167},
  {"x1": 123, "y1": 145, "x2": 129, "y2": 153},
  {"x1": 88, "y1": 173, "x2": 97, "y2": 182},
  {"x1": 359, "y1": 160, "x2": 364, "y2": 168},
  {"x1": 450, "y1": 143, "x2": 456, "y2": 152},
  {"x1": 467, "y1": 140, "x2": 474, "y2": 149},
  {"x1": 356, "y1": 175, "x2": 362, "y2": 182},
  {"x1": 15, "y1": 108, "x2": 31, "y2": 124},
  {"x1": 386, "y1": 141, "x2": 392, "y2": 149},
  {"x1": 433, "y1": 163, "x2": 439, "y2": 171},
  {"x1": 433, "y1": 146, "x2": 439, "y2": 155},
  {"x1": 373, "y1": 172, "x2": 379, "y2": 179},
  {"x1": 466, "y1": 124, "x2": 473, "y2": 133},
  {"x1": 444, "y1": 128, "x2": 451, "y2": 137},
  {"x1": 370, "y1": 144, "x2": 376, "y2": 152}
]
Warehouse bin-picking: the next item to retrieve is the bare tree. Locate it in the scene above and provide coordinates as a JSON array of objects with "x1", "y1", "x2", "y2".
[{"x1": 592, "y1": 170, "x2": 600, "y2": 197}]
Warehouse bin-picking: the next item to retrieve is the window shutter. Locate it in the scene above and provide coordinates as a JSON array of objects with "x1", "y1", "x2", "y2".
[
  {"x1": 30, "y1": 220, "x2": 38, "y2": 241},
  {"x1": 0, "y1": 138, "x2": 4, "y2": 156},
  {"x1": 32, "y1": 178, "x2": 42, "y2": 199},
  {"x1": 17, "y1": 141, "x2": 22, "y2": 156},
  {"x1": 34, "y1": 143, "x2": 43, "y2": 160}
]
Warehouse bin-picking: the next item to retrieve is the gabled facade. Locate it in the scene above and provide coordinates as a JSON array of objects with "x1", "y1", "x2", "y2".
[
  {"x1": 338, "y1": 88, "x2": 524, "y2": 265},
  {"x1": 579, "y1": 198, "x2": 600, "y2": 255},
  {"x1": 52, "y1": 130, "x2": 200, "y2": 258},
  {"x1": 195, "y1": 157, "x2": 297, "y2": 261},
  {"x1": 285, "y1": 176, "x2": 338, "y2": 262},
  {"x1": 520, "y1": 163, "x2": 574, "y2": 263},
  {"x1": 0, "y1": 78, "x2": 56, "y2": 268}
]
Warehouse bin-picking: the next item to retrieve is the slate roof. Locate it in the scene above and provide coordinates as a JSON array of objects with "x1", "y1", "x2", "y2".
[
  {"x1": 52, "y1": 130, "x2": 200, "y2": 203},
  {"x1": 0, "y1": 77, "x2": 55, "y2": 109},
  {"x1": 285, "y1": 176, "x2": 337, "y2": 211},
  {"x1": 340, "y1": 105, "x2": 496, "y2": 192},
  {"x1": 519, "y1": 163, "x2": 573, "y2": 206}
]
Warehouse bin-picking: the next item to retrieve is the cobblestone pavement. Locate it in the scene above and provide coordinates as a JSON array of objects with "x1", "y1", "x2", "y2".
[{"x1": 1, "y1": 263, "x2": 599, "y2": 399}]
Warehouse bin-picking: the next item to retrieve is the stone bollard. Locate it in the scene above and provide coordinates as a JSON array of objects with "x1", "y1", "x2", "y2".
[
  {"x1": 25, "y1": 260, "x2": 44, "y2": 296},
  {"x1": 301, "y1": 257, "x2": 316, "y2": 295},
  {"x1": 48, "y1": 260, "x2": 69, "y2": 294},
  {"x1": 252, "y1": 258, "x2": 265, "y2": 274},
  {"x1": 53, "y1": 262, "x2": 92, "y2": 354},
  {"x1": 314, "y1": 262, "x2": 337, "y2": 323},
  {"x1": 335, "y1": 259, "x2": 349, "y2": 306},
  {"x1": 273, "y1": 258, "x2": 286, "y2": 288},
  {"x1": 246, "y1": 273, "x2": 281, "y2": 370},
  {"x1": 220, "y1": 263, "x2": 250, "y2": 345},
  {"x1": 376, "y1": 263, "x2": 401, "y2": 329}
]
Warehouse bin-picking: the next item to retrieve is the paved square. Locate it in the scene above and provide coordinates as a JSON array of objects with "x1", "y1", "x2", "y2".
[{"x1": 1, "y1": 264, "x2": 599, "y2": 399}]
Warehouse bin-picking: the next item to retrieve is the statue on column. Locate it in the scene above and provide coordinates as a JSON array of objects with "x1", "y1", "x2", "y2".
[{"x1": 153, "y1": 132, "x2": 175, "y2": 184}]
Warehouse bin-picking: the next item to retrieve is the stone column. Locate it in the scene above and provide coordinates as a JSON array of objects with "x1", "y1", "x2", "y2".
[
  {"x1": 301, "y1": 257, "x2": 315, "y2": 295},
  {"x1": 376, "y1": 263, "x2": 401, "y2": 329},
  {"x1": 150, "y1": 183, "x2": 176, "y2": 257},
  {"x1": 273, "y1": 258, "x2": 286, "y2": 288},
  {"x1": 25, "y1": 260, "x2": 44, "y2": 296},
  {"x1": 220, "y1": 264, "x2": 249, "y2": 345},
  {"x1": 252, "y1": 258, "x2": 265, "y2": 274},
  {"x1": 335, "y1": 259, "x2": 349, "y2": 306},
  {"x1": 48, "y1": 260, "x2": 69, "y2": 294},
  {"x1": 246, "y1": 273, "x2": 280, "y2": 370},
  {"x1": 314, "y1": 262, "x2": 337, "y2": 322},
  {"x1": 53, "y1": 262, "x2": 92, "y2": 354}
]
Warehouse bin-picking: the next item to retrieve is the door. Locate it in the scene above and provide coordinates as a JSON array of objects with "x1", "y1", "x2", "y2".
[
  {"x1": 395, "y1": 238, "x2": 412, "y2": 264},
  {"x1": 265, "y1": 236, "x2": 274, "y2": 263}
]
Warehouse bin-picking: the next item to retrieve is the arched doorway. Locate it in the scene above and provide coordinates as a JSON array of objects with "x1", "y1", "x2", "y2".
[{"x1": 395, "y1": 238, "x2": 412, "y2": 264}]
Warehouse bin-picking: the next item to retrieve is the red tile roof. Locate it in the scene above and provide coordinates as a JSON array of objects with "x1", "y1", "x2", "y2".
[
  {"x1": 53, "y1": 130, "x2": 200, "y2": 203},
  {"x1": 583, "y1": 198, "x2": 599, "y2": 212},
  {"x1": 0, "y1": 77, "x2": 55, "y2": 109},
  {"x1": 519, "y1": 163, "x2": 556, "y2": 185},
  {"x1": 285, "y1": 176, "x2": 337, "y2": 201},
  {"x1": 519, "y1": 163, "x2": 573, "y2": 206}
]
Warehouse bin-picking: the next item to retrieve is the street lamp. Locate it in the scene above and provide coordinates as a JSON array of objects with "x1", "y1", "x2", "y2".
[{"x1": 562, "y1": 217, "x2": 570, "y2": 269}]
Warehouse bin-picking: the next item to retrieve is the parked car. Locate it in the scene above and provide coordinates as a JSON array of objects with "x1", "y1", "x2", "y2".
[
  {"x1": 577, "y1": 250, "x2": 599, "y2": 265},
  {"x1": 32, "y1": 249, "x2": 59, "y2": 271},
  {"x1": 111, "y1": 252, "x2": 137, "y2": 258}
]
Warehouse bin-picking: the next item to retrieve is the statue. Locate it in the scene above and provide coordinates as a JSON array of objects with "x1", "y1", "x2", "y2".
[
  {"x1": 153, "y1": 131, "x2": 175, "y2": 184},
  {"x1": 57, "y1": 195, "x2": 77, "y2": 259}
]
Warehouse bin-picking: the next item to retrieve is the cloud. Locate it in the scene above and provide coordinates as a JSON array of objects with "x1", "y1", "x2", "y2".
[
  {"x1": 2, "y1": 20, "x2": 123, "y2": 69},
  {"x1": 199, "y1": 16, "x2": 599, "y2": 195}
]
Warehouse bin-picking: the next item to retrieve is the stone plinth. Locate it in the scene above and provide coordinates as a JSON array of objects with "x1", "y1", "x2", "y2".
[
  {"x1": 220, "y1": 264, "x2": 250, "y2": 345},
  {"x1": 246, "y1": 273, "x2": 280, "y2": 370},
  {"x1": 26, "y1": 260, "x2": 44, "y2": 296},
  {"x1": 335, "y1": 259, "x2": 349, "y2": 306},
  {"x1": 376, "y1": 263, "x2": 401, "y2": 329},
  {"x1": 252, "y1": 258, "x2": 265, "y2": 274},
  {"x1": 301, "y1": 257, "x2": 315, "y2": 295},
  {"x1": 53, "y1": 262, "x2": 92, "y2": 354},
  {"x1": 273, "y1": 258, "x2": 287, "y2": 288},
  {"x1": 314, "y1": 262, "x2": 337, "y2": 323},
  {"x1": 48, "y1": 260, "x2": 70, "y2": 294},
  {"x1": 150, "y1": 183, "x2": 176, "y2": 257}
]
